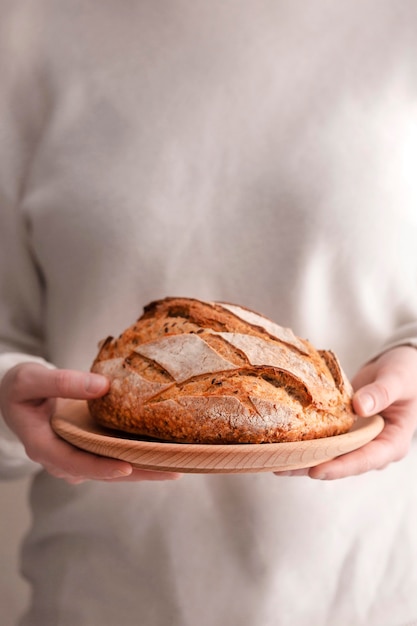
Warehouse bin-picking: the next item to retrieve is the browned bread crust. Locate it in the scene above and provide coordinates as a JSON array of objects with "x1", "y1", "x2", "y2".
[{"x1": 88, "y1": 297, "x2": 356, "y2": 443}]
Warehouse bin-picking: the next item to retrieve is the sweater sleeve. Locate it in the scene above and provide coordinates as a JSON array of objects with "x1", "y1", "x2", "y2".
[
  {"x1": 0, "y1": 195, "x2": 53, "y2": 478},
  {"x1": 364, "y1": 322, "x2": 417, "y2": 367},
  {"x1": 0, "y1": 4, "x2": 54, "y2": 478},
  {"x1": 0, "y1": 195, "x2": 54, "y2": 478},
  {"x1": 379, "y1": 322, "x2": 417, "y2": 353}
]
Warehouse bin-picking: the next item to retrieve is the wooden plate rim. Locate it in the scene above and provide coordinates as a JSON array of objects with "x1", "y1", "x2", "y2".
[{"x1": 51, "y1": 401, "x2": 385, "y2": 474}]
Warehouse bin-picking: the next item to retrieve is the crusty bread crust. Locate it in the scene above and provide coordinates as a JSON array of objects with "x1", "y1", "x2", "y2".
[{"x1": 88, "y1": 297, "x2": 356, "y2": 443}]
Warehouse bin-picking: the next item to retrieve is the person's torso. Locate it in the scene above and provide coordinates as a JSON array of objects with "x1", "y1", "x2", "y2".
[{"x1": 7, "y1": 3, "x2": 417, "y2": 625}]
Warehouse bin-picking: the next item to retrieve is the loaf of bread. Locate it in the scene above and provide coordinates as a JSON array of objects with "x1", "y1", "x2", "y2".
[{"x1": 88, "y1": 297, "x2": 356, "y2": 444}]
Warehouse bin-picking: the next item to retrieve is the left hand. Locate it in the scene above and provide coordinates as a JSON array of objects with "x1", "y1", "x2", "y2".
[
  {"x1": 277, "y1": 346, "x2": 417, "y2": 480},
  {"x1": 0, "y1": 363, "x2": 182, "y2": 484}
]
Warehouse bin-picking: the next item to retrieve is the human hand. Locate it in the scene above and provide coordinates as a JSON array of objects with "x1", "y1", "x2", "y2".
[
  {"x1": 276, "y1": 346, "x2": 417, "y2": 480},
  {"x1": 0, "y1": 363, "x2": 181, "y2": 484}
]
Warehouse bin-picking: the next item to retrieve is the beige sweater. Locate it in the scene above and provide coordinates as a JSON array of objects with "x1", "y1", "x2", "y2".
[{"x1": 1, "y1": 2, "x2": 417, "y2": 624}]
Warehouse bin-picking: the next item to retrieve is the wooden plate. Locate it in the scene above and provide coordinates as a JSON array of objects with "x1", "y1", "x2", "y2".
[{"x1": 51, "y1": 401, "x2": 384, "y2": 474}]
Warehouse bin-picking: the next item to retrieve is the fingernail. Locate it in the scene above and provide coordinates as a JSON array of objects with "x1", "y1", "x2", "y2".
[
  {"x1": 312, "y1": 472, "x2": 327, "y2": 480},
  {"x1": 110, "y1": 467, "x2": 132, "y2": 478},
  {"x1": 85, "y1": 375, "x2": 107, "y2": 394},
  {"x1": 358, "y1": 392, "x2": 376, "y2": 414}
]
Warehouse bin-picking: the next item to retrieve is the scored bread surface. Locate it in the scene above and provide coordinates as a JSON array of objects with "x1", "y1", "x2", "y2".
[{"x1": 88, "y1": 297, "x2": 356, "y2": 443}]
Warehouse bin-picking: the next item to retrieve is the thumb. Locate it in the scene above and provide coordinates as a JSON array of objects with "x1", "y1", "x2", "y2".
[
  {"x1": 353, "y1": 373, "x2": 403, "y2": 417},
  {"x1": 11, "y1": 364, "x2": 109, "y2": 403}
]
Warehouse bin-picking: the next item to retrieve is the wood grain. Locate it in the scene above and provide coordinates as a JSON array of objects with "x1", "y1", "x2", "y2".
[{"x1": 51, "y1": 400, "x2": 384, "y2": 474}]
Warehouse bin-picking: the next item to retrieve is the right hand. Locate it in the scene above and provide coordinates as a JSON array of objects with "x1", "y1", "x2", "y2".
[{"x1": 0, "y1": 362, "x2": 181, "y2": 484}]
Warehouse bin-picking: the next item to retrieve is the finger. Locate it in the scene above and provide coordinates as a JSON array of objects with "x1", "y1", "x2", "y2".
[
  {"x1": 29, "y1": 433, "x2": 134, "y2": 480},
  {"x1": 15, "y1": 402, "x2": 132, "y2": 479},
  {"x1": 11, "y1": 365, "x2": 109, "y2": 403},
  {"x1": 46, "y1": 463, "x2": 182, "y2": 483},
  {"x1": 353, "y1": 372, "x2": 404, "y2": 417},
  {"x1": 308, "y1": 418, "x2": 414, "y2": 480},
  {"x1": 22, "y1": 408, "x2": 180, "y2": 481},
  {"x1": 30, "y1": 429, "x2": 180, "y2": 482},
  {"x1": 44, "y1": 457, "x2": 181, "y2": 483},
  {"x1": 99, "y1": 468, "x2": 182, "y2": 482}
]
